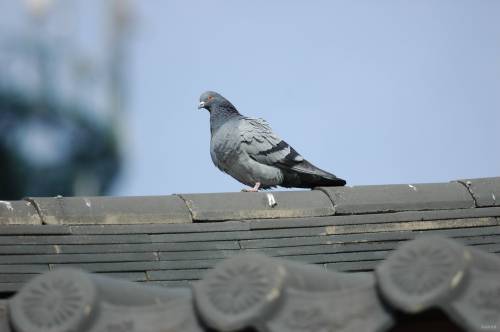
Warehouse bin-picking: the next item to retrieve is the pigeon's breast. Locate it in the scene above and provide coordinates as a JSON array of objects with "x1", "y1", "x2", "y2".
[
  {"x1": 210, "y1": 122, "x2": 242, "y2": 172},
  {"x1": 210, "y1": 122, "x2": 283, "y2": 187}
]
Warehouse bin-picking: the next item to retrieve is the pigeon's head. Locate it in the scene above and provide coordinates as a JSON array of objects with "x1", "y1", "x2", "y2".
[{"x1": 198, "y1": 91, "x2": 235, "y2": 112}]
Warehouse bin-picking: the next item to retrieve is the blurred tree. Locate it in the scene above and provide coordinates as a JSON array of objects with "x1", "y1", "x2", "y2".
[{"x1": 0, "y1": 0, "x2": 133, "y2": 199}]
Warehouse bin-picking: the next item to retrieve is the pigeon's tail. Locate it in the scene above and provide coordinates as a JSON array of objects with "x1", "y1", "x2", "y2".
[{"x1": 280, "y1": 160, "x2": 346, "y2": 188}]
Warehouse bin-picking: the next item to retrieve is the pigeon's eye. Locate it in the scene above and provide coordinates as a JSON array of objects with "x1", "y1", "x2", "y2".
[{"x1": 207, "y1": 96, "x2": 213, "y2": 100}]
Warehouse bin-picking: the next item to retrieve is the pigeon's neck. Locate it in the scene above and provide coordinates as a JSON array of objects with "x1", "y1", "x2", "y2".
[{"x1": 209, "y1": 105, "x2": 241, "y2": 134}]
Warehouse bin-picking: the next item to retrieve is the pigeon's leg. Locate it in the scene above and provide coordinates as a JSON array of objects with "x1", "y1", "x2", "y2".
[{"x1": 242, "y1": 182, "x2": 261, "y2": 192}]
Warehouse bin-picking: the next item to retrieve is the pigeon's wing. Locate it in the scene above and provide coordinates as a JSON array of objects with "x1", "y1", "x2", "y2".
[
  {"x1": 239, "y1": 117, "x2": 306, "y2": 169},
  {"x1": 239, "y1": 117, "x2": 346, "y2": 187}
]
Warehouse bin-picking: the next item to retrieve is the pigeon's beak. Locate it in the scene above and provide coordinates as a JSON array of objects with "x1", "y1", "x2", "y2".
[{"x1": 198, "y1": 101, "x2": 205, "y2": 109}]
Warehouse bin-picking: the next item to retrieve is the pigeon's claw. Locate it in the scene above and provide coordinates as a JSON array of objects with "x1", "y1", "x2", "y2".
[{"x1": 241, "y1": 182, "x2": 261, "y2": 192}]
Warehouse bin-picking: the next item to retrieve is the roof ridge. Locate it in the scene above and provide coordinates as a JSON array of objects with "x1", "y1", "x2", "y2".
[{"x1": 1, "y1": 177, "x2": 499, "y2": 225}]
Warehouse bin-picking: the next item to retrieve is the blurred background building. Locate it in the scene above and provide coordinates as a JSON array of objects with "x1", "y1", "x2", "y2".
[{"x1": 0, "y1": 0, "x2": 132, "y2": 199}]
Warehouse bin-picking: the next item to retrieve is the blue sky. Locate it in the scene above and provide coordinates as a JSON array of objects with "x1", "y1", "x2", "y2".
[
  {"x1": 2, "y1": 1, "x2": 499, "y2": 196},
  {"x1": 116, "y1": 0, "x2": 500, "y2": 195}
]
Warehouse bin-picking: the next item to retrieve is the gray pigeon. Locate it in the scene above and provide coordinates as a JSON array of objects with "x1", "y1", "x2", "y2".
[{"x1": 198, "y1": 91, "x2": 346, "y2": 191}]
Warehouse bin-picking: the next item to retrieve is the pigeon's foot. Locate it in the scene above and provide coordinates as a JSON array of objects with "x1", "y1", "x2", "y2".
[{"x1": 242, "y1": 182, "x2": 261, "y2": 192}]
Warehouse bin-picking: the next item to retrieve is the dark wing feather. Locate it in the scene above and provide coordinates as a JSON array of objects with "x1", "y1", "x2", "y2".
[
  {"x1": 239, "y1": 118, "x2": 304, "y2": 167},
  {"x1": 239, "y1": 118, "x2": 345, "y2": 187}
]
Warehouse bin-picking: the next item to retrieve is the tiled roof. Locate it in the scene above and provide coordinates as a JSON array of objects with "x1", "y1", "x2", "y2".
[
  {"x1": 0, "y1": 177, "x2": 499, "y2": 297},
  {"x1": 2, "y1": 235, "x2": 500, "y2": 332}
]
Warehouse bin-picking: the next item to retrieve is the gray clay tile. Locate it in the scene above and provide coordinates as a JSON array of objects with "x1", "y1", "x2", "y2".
[
  {"x1": 283, "y1": 250, "x2": 389, "y2": 264},
  {"x1": 248, "y1": 206, "x2": 500, "y2": 230},
  {"x1": 100, "y1": 272, "x2": 148, "y2": 282},
  {"x1": 325, "y1": 260, "x2": 380, "y2": 272},
  {"x1": 319, "y1": 181, "x2": 474, "y2": 214},
  {"x1": 0, "y1": 245, "x2": 56, "y2": 255},
  {"x1": 0, "y1": 252, "x2": 157, "y2": 265},
  {"x1": 459, "y1": 177, "x2": 500, "y2": 207},
  {"x1": 0, "y1": 234, "x2": 151, "y2": 245},
  {"x1": 0, "y1": 264, "x2": 49, "y2": 274},
  {"x1": 146, "y1": 269, "x2": 206, "y2": 281},
  {"x1": 54, "y1": 241, "x2": 240, "y2": 254},
  {"x1": 376, "y1": 236, "x2": 469, "y2": 313},
  {"x1": 51, "y1": 261, "x2": 161, "y2": 273},
  {"x1": 27, "y1": 195, "x2": 192, "y2": 225},
  {"x1": 0, "y1": 200, "x2": 41, "y2": 225},
  {"x1": 0, "y1": 224, "x2": 70, "y2": 235},
  {"x1": 70, "y1": 220, "x2": 248, "y2": 235},
  {"x1": 157, "y1": 259, "x2": 221, "y2": 270},
  {"x1": 179, "y1": 190, "x2": 334, "y2": 221},
  {"x1": 158, "y1": 250, "x2": 239, "y2": 261}
]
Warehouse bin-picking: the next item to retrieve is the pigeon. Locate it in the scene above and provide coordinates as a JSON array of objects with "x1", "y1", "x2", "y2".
[{"x1": 198, "y1": 91, "x2": 346, "y2": 191}]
